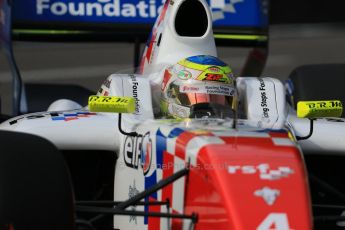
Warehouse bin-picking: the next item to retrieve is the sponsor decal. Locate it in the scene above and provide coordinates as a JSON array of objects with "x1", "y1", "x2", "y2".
[
  {"x1": 51, "y1": 112, "x2": 97, "y2": 121},
  {"x1": 257, "y1": 213, "x2": 290, "y2": 230},
  {"x1": 180, "y1": 84, "x2": 234, "y2": 96},
  {"x1": 141, "y1": 132, "x2": 152, "y2": 175},
  {"x1": 36, "y1": 0, "x2": 163, "y2": 19},
  {"x1": 180, "y1": 85, "x2": 201, "y2": 93},
  {"x1": 254, "y1": 187, "x2": 280, "y2": 206},
  {"x1": 130, "y1": 75, "x2": 141, "y2": 114},
  {"x1": 35, "y1": 0, "x2": 247, "y2": 22},
  {"x1": 128, "y1": 180, "x2": 139, "y2": 224},
  {"x1": 15, "y1": 0, "x2": 267, "y2": 30},
  {"x1": 177, "y1": 70, "x2": 192, "y2": 80},
  {"x1": 259, "y1": 78, "x2": 269, "y2": 118},
  {"x1": 305, "y1": 101, "x2": 342, "y2": 109},
  {"x1": 123, "y1": 131, "x2": 152, "y2": 175},
  {"x1": 207, "y1": 66, "x2": 222, "y2": 73},
  {"x1": 228, "y1": 163, "x2": 294, "y2": 180},
  {"x1": 205, "y1": 85, "x2": 234, "y2": 96},
  {"x1": 297, "y1": 100, "x2": 343, "y2": 118},
  {"x1": 204, "y1": 73, "x2": 224, "y2": 81}
]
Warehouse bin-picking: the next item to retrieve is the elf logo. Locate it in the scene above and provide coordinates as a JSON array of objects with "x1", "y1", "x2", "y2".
[{"x1": 123, "y1": 132, "x2": 152, "y2": 176}]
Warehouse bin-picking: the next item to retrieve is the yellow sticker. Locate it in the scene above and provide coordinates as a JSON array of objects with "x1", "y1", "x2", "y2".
[
  {"x1": 88, "y1": 95, "x2": 135, "y2": 113},
  {"x1": 297, "y1": 100, "x2": 343, "y2": 118}
]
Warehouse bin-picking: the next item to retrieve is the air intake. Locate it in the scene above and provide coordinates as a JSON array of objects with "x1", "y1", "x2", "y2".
[{"x1": 175, "y1": 0, "x2": 208, "y2": 37}]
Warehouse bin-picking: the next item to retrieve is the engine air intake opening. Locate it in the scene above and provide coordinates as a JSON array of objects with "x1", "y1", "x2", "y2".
[{"x1": 175, "y1": 0, "x2": 208, "y2": 37}]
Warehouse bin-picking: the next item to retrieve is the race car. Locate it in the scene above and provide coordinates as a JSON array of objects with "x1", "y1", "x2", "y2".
[{"x1": 1, "y1": 0, "x2": 345, "y2": 229}]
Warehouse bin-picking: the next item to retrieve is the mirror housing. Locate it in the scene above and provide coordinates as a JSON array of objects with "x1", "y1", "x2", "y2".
[
  {"x1": 88, "y1": 95, "x2": 135, "y2": 113},
  {"x1": 297, "y1": 100, "x2": 343, "y2": 118}
]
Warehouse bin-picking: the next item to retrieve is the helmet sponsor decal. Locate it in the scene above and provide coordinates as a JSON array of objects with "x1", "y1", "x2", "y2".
[
  {"x1": 180, "y1": 84, "x2": 235, "y2": 96},
  {"x1": 204, "y1": 73, "x2": 226, "y2": 81},
  {"x1": 177, "y1": 70, "x2": 192, "y2": 80},
  {"x1": 179, "y1": 85, "x2": 202, "y2": 93},
  {"x1": 207, "y1": 66, "x2": 222, "y2": 73},
  {"x1": 197, "y1": 66, "x2": 233, "y2": 83}
]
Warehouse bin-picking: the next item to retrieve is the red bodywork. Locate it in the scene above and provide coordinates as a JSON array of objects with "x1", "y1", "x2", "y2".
[
  {"x1": 156, "y1": 130, "x2": 312, "y2": 230},
  {"x1": 184, "y1": 135, "x2": 312, "y2": 229}
]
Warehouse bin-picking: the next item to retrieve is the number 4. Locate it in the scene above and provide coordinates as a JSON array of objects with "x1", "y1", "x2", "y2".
[{"x1": 257, "y1": 213, "x2": 290, "y2": 230}]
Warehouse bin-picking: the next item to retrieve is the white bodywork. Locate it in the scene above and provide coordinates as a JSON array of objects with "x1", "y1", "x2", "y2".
[
  {"x1": 2, "y1": 74, "x2": 344, "y2": 154},
  {"x1": 288, "y1": 114, "x2": 345, "y2": 153},
  {"x1": 140, "y1": 0, "x2": 217, "y2": 75}
]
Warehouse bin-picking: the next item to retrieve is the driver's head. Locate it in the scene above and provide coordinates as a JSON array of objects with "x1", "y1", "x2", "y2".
[{"x1": 160, "y1": 55, "x2": 236, "y2": 119}]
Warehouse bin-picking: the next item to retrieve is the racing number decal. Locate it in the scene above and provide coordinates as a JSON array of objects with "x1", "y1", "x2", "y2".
[{"x1": 257, "y1": 213, "x2": 290, "y2": 230}]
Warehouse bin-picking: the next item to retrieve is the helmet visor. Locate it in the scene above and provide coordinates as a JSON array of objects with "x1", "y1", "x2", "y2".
[{"x1": 167, "y1": 83, "x2": 235, "y2": 118}]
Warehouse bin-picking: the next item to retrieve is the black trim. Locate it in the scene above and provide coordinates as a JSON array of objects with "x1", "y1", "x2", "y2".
[
  {"x1": 76, "y1": 206, "x2": 197, "y2": 221},
  {"x1": 296, "y1": 119, "x2": 315, "y2": 141}
]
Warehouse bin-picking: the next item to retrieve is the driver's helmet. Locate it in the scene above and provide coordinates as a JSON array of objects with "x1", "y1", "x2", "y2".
[{"x1": 160, "y1": 55, "x2": 236, "y2": 119}]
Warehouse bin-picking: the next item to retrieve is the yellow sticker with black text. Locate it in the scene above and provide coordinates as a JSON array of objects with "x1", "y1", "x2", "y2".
[
  {"x1": 88, "y1": 95, "x2": 135, "y2": 113},
  {"x1": 297, "y1": 100, "x2": 343, "y2": 118}
]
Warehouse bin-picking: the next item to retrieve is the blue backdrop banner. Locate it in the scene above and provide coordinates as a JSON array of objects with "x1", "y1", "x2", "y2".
[{"x1": 12, "y1": 0, "x2": 268, "y2": 28}]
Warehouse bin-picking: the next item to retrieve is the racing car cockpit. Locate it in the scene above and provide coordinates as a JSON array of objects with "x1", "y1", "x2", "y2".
[{"x1": 159, "y1": 55, "x2": 237, "y2": 119}]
